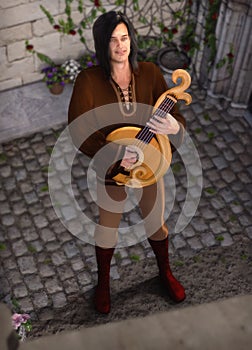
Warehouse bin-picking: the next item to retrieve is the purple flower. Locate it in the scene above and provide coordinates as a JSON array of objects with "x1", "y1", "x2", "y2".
[
  {"x1": 87, "y1": 61, "x2": 93, "y2": 67},
  {"x1": 12, "y1": 313, "x2": 30, "y2": 330},
  {"x1": 47, "y1": 73, "x2": 53, "y2": 78},
  {"x1": 60, "y1": 81, "x2": 65, "y2": 86}
]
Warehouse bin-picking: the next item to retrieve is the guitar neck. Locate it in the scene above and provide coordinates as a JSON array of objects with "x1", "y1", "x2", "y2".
[{"x1": 136, "y1": 96, "x2": 176, "y2": 144}]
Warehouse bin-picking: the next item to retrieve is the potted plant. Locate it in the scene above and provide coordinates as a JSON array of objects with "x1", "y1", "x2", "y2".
[
  {"x1": 25, "y1": 41, "x2": 69, "y2": 94},
  {"x1": 41, "y1": 65, "x2": 69, "y2": 94}
]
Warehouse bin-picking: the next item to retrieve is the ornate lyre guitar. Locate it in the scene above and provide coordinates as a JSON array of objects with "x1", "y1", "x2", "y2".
[{"x1": 106, "y1": 69, "x2": 192, "y2": 188}]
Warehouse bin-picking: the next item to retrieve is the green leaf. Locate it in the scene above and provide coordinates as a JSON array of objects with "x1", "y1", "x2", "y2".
[
  {"x1": 40, "y1": 5, "x2": 55, "y2": 25},
  {"x1": 205, "y1": 188, "x2": 216, "y2": 194},
  {"x1": 0, "y1": 243, "x2": 6, "y2": 251},
  {"x1": 36, "y1": 52, "x2": 55, "y2": 66},
  {"x1": 130, "y1": 254, "x2": 140, "y2": 262}
]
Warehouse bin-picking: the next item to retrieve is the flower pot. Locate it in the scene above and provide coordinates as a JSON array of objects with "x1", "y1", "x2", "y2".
[{"x1": 49, "y1": 83, "x2": 64, "y2": 95}]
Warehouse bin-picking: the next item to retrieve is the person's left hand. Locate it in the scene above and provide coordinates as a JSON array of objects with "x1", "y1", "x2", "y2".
[{"x1": 146, "y1": 113, "x2": 180, "y2": 135}]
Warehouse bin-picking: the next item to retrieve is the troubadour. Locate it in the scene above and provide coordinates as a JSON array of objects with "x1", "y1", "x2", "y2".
[{"x1": 68, "y1": 11, "x2": 186, "y2": 314}]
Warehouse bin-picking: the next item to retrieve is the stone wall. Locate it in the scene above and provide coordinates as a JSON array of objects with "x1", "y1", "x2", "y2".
[
  {"x1": 0, "y1": 0, "x2": 93, "y2": 92},
  {"x1": 0, "y1": 0, "x2": 184, "y2": 93}
]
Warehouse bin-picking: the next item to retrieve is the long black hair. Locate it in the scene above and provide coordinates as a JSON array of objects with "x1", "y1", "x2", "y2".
[{"x1": 92, "y1": 11, "x2": 138, "y2": 78}]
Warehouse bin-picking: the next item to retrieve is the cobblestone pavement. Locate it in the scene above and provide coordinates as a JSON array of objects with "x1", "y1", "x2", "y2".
[{"x1": 0, "y1": 82, "x2": 252, "y2": 325}]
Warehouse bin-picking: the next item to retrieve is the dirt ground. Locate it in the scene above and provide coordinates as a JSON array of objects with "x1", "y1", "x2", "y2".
[{"x1": 30, "y1": 234, "x2": 252, "y2": 338}]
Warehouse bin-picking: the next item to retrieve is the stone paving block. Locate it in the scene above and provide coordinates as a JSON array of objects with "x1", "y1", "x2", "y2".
[
  {"x1": 212, "y1": 156, "x2": 228, "y2": 170},
  {"x1": 52, "y1": 292, "x2": 67, "y2": 309},
  {"x1": 22, "y1": 228, "x2": 39, "y2": 241},
  {"x1": 172, "y1": 234, "x2": 187, "y2": 250},
  {"x1": 7, "y1": 270, "x2": 23, "y2": 285},
  {"x1": 77, "y1": 271, "x2": 92, "y2": 286},
  {"x1": 0, "y1": 202, "x2": 11, "y2": 215},
  {"x1": 187, "y1": 237, "x2": 203, "y2": 251},
  {"x1": 238, "y1": 215, "x2": 251, "y2": 227},
  {"x1": 71, "y1": 257, "x2": 85, "y2": 272},
  {"x1": 39, "y1": 263, "x2": 55, "y2": 278},
  {"x1": 51, "y1": 251, "x2": 67, "y2": 266},
  {"x1": 3, "y1": 257, "x2": 17, "y2": 270},
  {"x1": 191, "y1": 217, "x2": 209, "y2": 232},
  {"x1": 28, "y1": 203, "x2": 44, "y2": 216},
  {"x1": 220, "y1": 233, "x2": 234, "y2": 247},
  {"x1": 18, "y1": 297, "x2": 34, "y2": 313},
  {"x1": 57, "y1": 265, "x2": 74, "y2": 281},
  {"x1": 0, "y1": 277, "x2": 11, "y2": 294},
  {"x1": 24, "y1": 275, "x2": 43, "y2": 291},
  {"x1": 40, "y1": 228, "x2": 56, "y2": 243},
  {"x1": 17, "y1": 256, "x2": 37, "y2": 274},
  {"x1": 12, "y1": 239, "x2": 28, "y2": 256},
  {"x1": 222, "y1": 130, "x2": 236, "y2": 143},
  {"x1": 63, "y1": 278, "x2": 80, "y2": 295},
  {"x1": 45, "y1": 277, "x2": 63, "y2": 294},
  {"x1": 110, "y1": 265, "x2": 120, "y2": 280},
  {"x1": 245, "y1": 226, "x2": 252, "y2": 239},
  {"x1": 219, "y1": 188, "x2": 237, "y2": 203},
  {"x1": 209, "y1": 220, "x2": 227, "y2": 234},
  {"x1": 63, "y1": 241, "x2": 80, "y2": 259},
  {"x1": 13, "y1": 201, "x2": 27, "y2": 215},
  {"x1": 24, "y1": 191, "x2": 39, "y2": 204},
  {"x1": 33, "y1": 291, "x2": 49, "y2": 309},
  {"x1": 13, "y1": 284, "x2": 28, "y2": 298},
  {"x1": 19, "y1": 213, "x2": 34, "y2": 229},
  {"x1": 200, "y1": 232, "x2": 216, "y2": 247},
  {"x1": 1, "y1": 214, "x2": 15, "y2": 226},
  {"x1": 220, "y1": 169, "x2": 236, "y2": 183}
]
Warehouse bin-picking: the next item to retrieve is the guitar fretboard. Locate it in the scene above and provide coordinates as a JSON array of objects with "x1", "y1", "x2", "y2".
[{"x1": 136, "y1": 96, "x2": 176, "y2": 144}]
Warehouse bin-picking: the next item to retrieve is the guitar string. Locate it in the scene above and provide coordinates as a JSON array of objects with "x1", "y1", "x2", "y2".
[
  {"x1": 132, "y1": 98, "x2": 175, "y2": 153},
  {"x1": 137, "y1": 98, "x2": 175, "y2": 143},
  {"x1": 134, "y1": 98, "x2": 176, "y2": 149}
]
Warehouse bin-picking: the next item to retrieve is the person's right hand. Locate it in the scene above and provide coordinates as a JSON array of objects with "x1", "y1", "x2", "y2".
[{"x1": 120, "y1": 146, "x2": 139, "y2": 169}]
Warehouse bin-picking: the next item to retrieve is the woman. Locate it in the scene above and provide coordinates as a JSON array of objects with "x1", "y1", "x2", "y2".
[{"x1": 68, "y1": 11, "x2": 186, "y2": 314}]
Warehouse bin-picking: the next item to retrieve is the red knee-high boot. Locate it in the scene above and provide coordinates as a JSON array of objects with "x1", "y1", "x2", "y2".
[
  {"x1": 148, "y1": 236, "x2": 186, "y2": 302},
  {"x1": 94, "y1": 245, "x2": 115, "y2": 314}
]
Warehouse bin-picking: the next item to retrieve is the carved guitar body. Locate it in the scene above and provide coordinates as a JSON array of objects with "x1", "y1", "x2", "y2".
[
  {"x1": 106, "y1": 69, "x2": 192, "y2": 188},
  {"x1": 106, "y1": 127, "x2": 172, "y2": 188}
]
